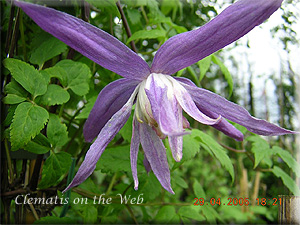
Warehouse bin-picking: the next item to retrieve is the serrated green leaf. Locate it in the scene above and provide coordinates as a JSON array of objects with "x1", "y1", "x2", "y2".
[
  {"x1": 182, "y1": 130, "x2": 201, "y2": 161},
  {"x1": 247, "y1": 136, "x2": 272, "y2": 168},
  {"x1": 201, "y1": 205, "x2": 223, "y2": 224},
  {"x1": 197, "y1": 55, "x2": 212, "y2": 81},
  {"x1": 75, "y1": 96, "x2": 97, "y2": 119},
  {"x1": 47, "y1": 114, "x2": 68, "y2": 147},
  {"x1": 85, "y1": 0, "x2": 120, "y2": 17},
  {"x1": 3, "y1": 105, "x2": 17, "y2": 127},
  {"x1": 155, "y1": 206, "x2": 176, "y2": 223},
  {"x1": 96, "y1": 145, "x2": 143, "y2": 173},
  {"x1": 4, "y1": 79, "x2": 28, "y2": 97},
  {"x1": 3, "y1": 94, "x2": 26, "y2": 104},
  {"x1": 83, "y1": 206, "x2": 98, "y2": 224},
  {"x1": 127, "y1": 8, "x2": 142, "y2": 25},
  {"x1": 55, "y1": 60, "x2": 92, "y2": 96},
  {"x1": 194, "y1": 130, "x2": 234, "y2": 182},
  {"x1": 127, "y1": 29, "x2": 166, "y2": 43},
  {"x1": 178, "y1": 206, "x2": 205, "y2": 222},
  {"x1": 3, "y1": 58, "x2": 47, "y2": 97},
  {"x1": 10, "y1": 102, "x2": 49, "y2": 150},
  {"x1": 173, "y1": 174, "x2": 188, "y2": 188},
  {"x1": 272, "y1": 166, "x2": 300, "y2": 196},
  {"x1": 272, "y1": 146, "x2": 300, "y2": 177},
  {"x1": 38, "y1": 152, "x2": 72, "y2": 189},
  {"x1": 193, "y1": 180, "x2": 206, "y2": 199},
  {"x1": 30, "y1": 36, "x2": 67, "y2": 67},
  {"x1": 24, "y1": 133, "x2": 51, "y2": 154},
  {"x1": 212, "y1": 55, "x2": 233, "y2": 96},
  {"x1": 38, "y1": 84, "x2": 70, "y2": 106},
  {"x1": 43, "y1": 66, "x2": 68, "y2": 87}
]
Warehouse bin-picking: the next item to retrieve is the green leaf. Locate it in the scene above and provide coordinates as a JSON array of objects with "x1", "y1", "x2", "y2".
[
  {"x1": 197, "y1": 55, "x2": 212, "y2": 81},
  {"x1": 55, "y1": 60, "x2": 92, "y2": 96},
  {"x1": 96, "y1": 145, "x2": 143, "y2": 173},
  {"x1": 47, "y1": 114, "x2": 69, "y2": 147},
  {"x1": 10, "y1": 102, "x2": 49, "y2": 150},
  {"x1": 193, "y1": 180, "x2": 206, "y2": 199},
  {"x1": 211, "y1": 55, "x2": 233, "y2": 96},
  {"x1": 173, "y1": 173, "x2": 188, "y2": 188},
  {"x1": 247, "y1": 136, "x2": 272, "y2": 168},
  {"x1": 43, "y1": 67, "x2": 68, "y2": 87},
  {"x1": 127, "y1": 8, "x2": 142, "y2": 25},
  {"x1": 30, "y1": 36, "x2": 67, "y2": 67},
  {"x1": 85, "y1": 0, "x2": 120, "y2": 17},
  {"x1": 272, "y1": 146, "x2": 300, "y2": 177},
  {"x1": 38, "y1": 152, "x2": 72, "y2": 189},
  {"x1": 3, "y1": 58, "x2": 47, "y2": 97},
  {"x1": 3, "y1": 94, "x2": 26, "y2": 104},
  {"x1": 75, "y1": 96, "x2": 97, "y2": 119},
  {"x1": 38, "y1": 84, "x2": 70, "y2": 106},
  {"x1": 178, "y1": 206, "x2": 205, "y2": 222},
  {"x1": 23, "y1": 133, "x2": 51, "y2": 154},
  {"x1": 4, "y1": 79, "x2": 28, "y2": 97},
  {"x1": 201, "y1": 205, "x2": 223, "y2": 224},
  {"x1": 272, "y1": 166, "x2": 300, "y2": 196},
  {"x1": 33, "y1": 216, "x2": 76, "y2": 224},
  {"x1": 182, "y1": 130, "x2": 201, "y2": 161},
  {"x1": 127, "y1": 29, "x2": 166, "y2": 43},
  {"x1": 155, "y1": 206, "x2": 177, "y2": 223},
  {"x1": 194, "y1": 130, "x2": 234, "y2": 182},
  {"x1": 82, "y1": 206, "x2": 98, "y2": 224},
  {"x1": 119, "y1": 113, "x2": 133, "y2": 142}
]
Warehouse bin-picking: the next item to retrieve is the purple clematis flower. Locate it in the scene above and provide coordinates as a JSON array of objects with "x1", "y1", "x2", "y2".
[{"x1": 15, "y1": 0, "x2": 294, "y2": 194}]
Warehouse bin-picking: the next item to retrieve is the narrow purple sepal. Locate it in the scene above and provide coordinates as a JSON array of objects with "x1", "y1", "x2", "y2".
[
  {"x1": 15, "y1": 0, "x2": 151, "y2": 80},
  {"x1": 151, "y1": 0, "x2": 283, "y2": 75},
  {"x1": 84, "y1": 78, "x2": 139, "y2": 142},
  {"x1": 130, "y1": 117, "x2": 140, "y2": 190},
  {"x1": 63, "y1": 86, "x2": 138, "y2": 192},
  {"x1": 183, "y1": 84, "x2": 295, "y2": 136},
  {"x1": 139, "y1": 122, "x2": 174, "y2": 194},
  {"x1": 169, "y1": 136, "x2": 183, "y2": 162},
  {"x1": 143, "y1": 155, "x2": 152, "y2": 173}
]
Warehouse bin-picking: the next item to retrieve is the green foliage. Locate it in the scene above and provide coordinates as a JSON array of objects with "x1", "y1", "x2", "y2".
[
  {"x1": 3, "y1": 58, "x2": 47, "y2": 97},
  {"x1": 38, "y1": 84, "x2": 70, "y2": 106},
  {"x1": 10, "y1": 102, "x2": 49, "y2": 150},
  {"x1": 47, "y1": 114, "x2": 69, "y2": 147},
  {"x1": 38, "y1": 152, "x2": 72, "y2": 189}
]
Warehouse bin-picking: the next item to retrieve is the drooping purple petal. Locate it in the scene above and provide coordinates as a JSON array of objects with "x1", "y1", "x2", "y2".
[
  {"x1": 130, "y1": 117, "x2": 140, "y2": 190},
  {"x1": 172, "y1": 79, "x2": 221, "y2": 125},
  {"x1": 151, "y1": 0, "x2": 283, "y2": 75},
  {"x1": 175, "y1": 77, "x2": 243, "y2": 141},
  {"x1": 139, "y1": 122, "x2": 174, "y2": 194},
  {"x1": 63, "y1": 86, "x2": 138, "y2": 192},
  {"x1": 143, "y1": 155, "x2": 152, "y2": 173},
  {"x1": 15, "y1": 1, "x2": 151, "y2": 80},
  {"x1": 183, "y1": 84, "x2": 295, "y2": 136},
  {"x1": 84, "y1": 78, "x2": 139, "y2": 142},
  {"x1": 144, "y1": 75, "x2": 187, "y2": 136},
  {"x1": 169, "y1": 136, "x2": 183, "y2": 162}
]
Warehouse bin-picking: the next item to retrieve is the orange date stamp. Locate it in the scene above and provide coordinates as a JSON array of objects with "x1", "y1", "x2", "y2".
[{"x1": 193, "y1": 197, "x2": 282, "y2": 206}]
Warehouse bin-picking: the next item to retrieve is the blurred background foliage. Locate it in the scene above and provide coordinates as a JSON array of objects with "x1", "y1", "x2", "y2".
[{"x1": 1, "y1": 0, "x2": 299, "y2": 224}]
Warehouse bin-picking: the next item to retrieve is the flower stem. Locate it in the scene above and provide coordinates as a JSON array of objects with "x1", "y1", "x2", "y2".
[
  {"x1": 106, "y1": 172, "x2": 118, "y2": 196},
  {"x1": 4, "y1": 139, "x2": 13, "y2": 184},
  {"x1": 116, "y1": 0, "x2": 137, "y2": 53}
]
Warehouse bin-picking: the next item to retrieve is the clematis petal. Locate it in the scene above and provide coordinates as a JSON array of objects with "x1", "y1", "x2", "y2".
[
  {"x1": 171, "y1": 79, "x2": 221, "y2": 125},
  {"x1": 139, "y1": 122, "x2": 174, "y2": 194},
  {"x1": 183, "y1": 84, "x2": 295, "y2": 136},
  {"x1": 143, "y1": 155, "x2": 152, "y2": 173},
  {"x1": 84, "y1": 78, "x2": 139, "y2": 142},
  {"x1": 151, "y1": 0, "x2": 283, "y2": 74},
  {"x1": 145, "y1": 74, "x2": 187, "y2": 136},
  {"x1": 130, "y1": 117, "x2": 140, "y2": 190},
  {"x1": 63, "y1": 86, "x2": 139, "y2": 192},
  {"x1": 15, "y1": 1, "x2": 150, "y2": 80},
  {"x1": 169, "y1": 136, "x2": 183, "y2": 162},
  {"x1": 175, "y1": 77, "x2": 243, "y2": 140}
]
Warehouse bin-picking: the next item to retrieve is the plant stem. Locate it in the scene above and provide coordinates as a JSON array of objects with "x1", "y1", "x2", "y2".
[
  {"x1": 106, "y1": 172, "x2": 118, "y2": 196},
  {"x1": 125, "y1": 205, "x2": 138, "y2": 224},
  {"x1": 116, "y1": 0, "x2": 137, "y2": 53},
  {"x1": 4, "y1": 139, "x2": 13, "y2": 184}
]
